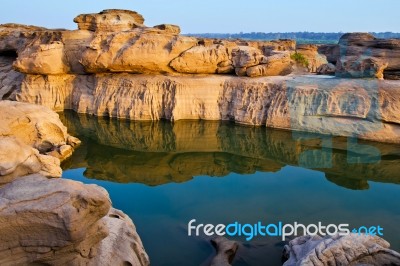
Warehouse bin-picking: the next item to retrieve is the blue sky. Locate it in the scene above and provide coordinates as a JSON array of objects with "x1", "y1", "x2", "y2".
[{"x1": 1, "y1": 0, "x2": 399, "y2": 33}]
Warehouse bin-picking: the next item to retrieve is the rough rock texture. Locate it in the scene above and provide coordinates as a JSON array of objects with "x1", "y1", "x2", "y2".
[
  {"x1": 317, "y1": 63, "x2": 336, "y2": 75},
  {"x1": 90, "y1": 208, "x2": 150, "y2": 266},
  {"x1": 296, "y1": 44, "x2": 329, "y2": 73},
  {"x1": 3, "y1": 10, "x2": 303, "y2": 77},
  {"x1": 15, "y1": 74, "x2": 400, "y2": 144},
  {"x1": 282, "y1": 234, "x2": 400, "y2": 266},
  {"x1": 0, "y1": 174, "x2": 149, "y2": 266},
  {"x1": 336, "y1": 32, "x2": 400, "y2": 80},
  {"x1": 170, "y1": 44, "x2": 233, "y2": 74},
  {"x1": 74, "y1": 9, "x2": 145, "y2": 32},
  {"x1": 210, "y1": 237, "x2": 238, "y2": 266},
  {"x1": 0, "y1": 100, "x2": 78, "y2": 154},
  {"x1": 0, "y1": 137, "x2": 61, "y2": 184},
  {"x1": 0, "y1": 56, "x2": 24, "y2": 100},
  {"x1": 246, "y1": 51, "x2": 292, "y2": 77}
]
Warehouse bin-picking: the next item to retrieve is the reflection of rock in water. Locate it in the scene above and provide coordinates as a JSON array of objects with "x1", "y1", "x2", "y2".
[{"x1": 61, "y1": 111, "x2": 400, "y2": 189}]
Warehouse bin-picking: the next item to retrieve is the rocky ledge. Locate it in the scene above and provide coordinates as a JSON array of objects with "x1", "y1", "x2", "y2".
[
  {"x1": 0, "y1": 101, "x2": 149, "y2": 265},
  {"x1": 1, "y1": 9, "x2": 400, "y2": 143}
]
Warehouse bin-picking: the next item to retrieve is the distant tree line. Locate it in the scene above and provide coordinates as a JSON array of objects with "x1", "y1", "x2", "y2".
[{"x1": 186, "y1": 32, "x2": 400, "y2": 44}]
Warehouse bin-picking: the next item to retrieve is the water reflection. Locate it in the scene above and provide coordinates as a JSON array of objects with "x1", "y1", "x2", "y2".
[{"x1": 61, "y1": 111, "x2": 400, "y2": 190}]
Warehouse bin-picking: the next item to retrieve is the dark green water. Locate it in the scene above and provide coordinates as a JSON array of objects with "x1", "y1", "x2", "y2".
[{"x1": 61, "y1": 111, "x2": 400, "y2": 266}]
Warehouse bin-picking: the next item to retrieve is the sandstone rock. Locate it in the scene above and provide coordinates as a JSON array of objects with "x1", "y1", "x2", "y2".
[
  {"x1": 0, "y1": 23, "x2": 47, "y2": 54},
  {"x1": 80, "y1": 31, "x2": 198, "y2": 74},
  {"x1": 0, "y1": 56, "x2": 23, "y2": 100},
  {"x1": 13, "y1": 41, "x2": 68, "y2": 75},
  {"x1": 74, "y1": 9, "x2": 145, "y2": 32},
  {"x1": 153, "y1": 24, "x2": 181, "y2": 34},
  {"x1": 317, "y1": 63, "x2": 336, "y2": 75},
  {"x1": 0, "y1": 101, "x2": 74, "y2": 153},
  {"x1": 170, "y1": 44, "x2": 231, "y2": 74},
  {"x1": 282, "y1": 234, "x2": 400, "y2": 266},
  {"x1": 246, "y1": 51, "x2": 292, "y2": 77},
  {"x1": 210, "y1": 237, "x2": 238, "y2": 266},
  {"x1": 296, "y1": 44, "x2": 329, "y2": 73},
  {"x1": 0, "y1": 137, "x2": 61, "y2": 184},
  {"x1": 232, "y1": 46, "x2": 266, "y2": 68},
  {"x1": 336, "y1": 32, "x2": 400, "y2": 79},
  {"x1": 90, "y1": 208, "x2": 150, "y2": 266},
  {"x1": 16, "y1": 74, "x2": 400, "y2": 144},
  {"x1": 336, "y1": 56, "x2": 388, "y2": 79},
  {"x1": 318, "y1": 44, "x2": 340, "y2": 64}
]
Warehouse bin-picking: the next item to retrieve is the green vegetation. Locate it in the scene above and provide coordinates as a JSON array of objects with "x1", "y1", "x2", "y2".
[{"x1": 291, "y1": 52, "x2": 309, "y2": 68}]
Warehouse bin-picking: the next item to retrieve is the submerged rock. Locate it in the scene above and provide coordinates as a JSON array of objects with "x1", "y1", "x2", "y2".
[
  {"x1": 282, "y1": 234, "x2": 400, "y2": 266},
  {"x1": 210, "y1": 237, "x2": 239, "y2": 266}
]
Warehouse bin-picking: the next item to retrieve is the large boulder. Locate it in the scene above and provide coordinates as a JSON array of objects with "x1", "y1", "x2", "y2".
[
  {"x1": 246, "y1": 51, "x2": 292, "y2": 77},
  {"x1": 0, "y1": 137, "x2": 61, "y2": 184},
  {"x1": 0, "y1": 174, "x2": 149, "y2": 265},
  {"x1": 336, "y1": 32, "x2": 400, "y2": 79},
  {"x1": 74, "y1": 9, "x2": 145, "y2": 32},
  {"x1": 296, "y1": 44, "x2": 329, "y2": 73},
  {"x1": 0, "y1": 101, "x2": 79, "y2": 154},
  {"x1": 282, "y1": 234, "x2": 400, "y2": 266},
  {"x1": 170, "y1": 44, "x2": 233, "y2": 74},
  {"x1": 80, "y1": 30, "x2": 198, "y2": 74}
]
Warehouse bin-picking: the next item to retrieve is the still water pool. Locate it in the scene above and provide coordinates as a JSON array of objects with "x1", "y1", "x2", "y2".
[{"x1": 61, "y1": 111, "x2": 400, "y2": 266}]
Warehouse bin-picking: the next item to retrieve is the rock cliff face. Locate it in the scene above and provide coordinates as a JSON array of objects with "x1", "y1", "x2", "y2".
[
  {"x1": 14, "y1": 74, "x2": 400, "y2": 144},
  {"x1": 1, "y1": 9, "x2": 400, "y2": 145}
]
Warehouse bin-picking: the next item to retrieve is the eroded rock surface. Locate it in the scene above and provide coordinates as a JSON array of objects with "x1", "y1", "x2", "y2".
[
  {"x1": 0, "y1": 174, "x2": 149, "y2": 266},
  {"x1": 15, "y1": 74, "x2": 400, "y2": 144},
  {"x1": 282, "y1": 234, "x2": 400, "y2": 266},
  {"x1": 336, "y1": 32, "x2": 400, "y2": 80}
]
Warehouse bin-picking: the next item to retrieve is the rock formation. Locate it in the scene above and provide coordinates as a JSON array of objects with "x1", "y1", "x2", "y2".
[
  {"x1": 0, "y1": 174, "x2": 149, "y2": 265},
  {"x1": 0, "y1": 101, "x2": 149, "y2": 265},
  {"x1": 336, "y1": 33, "x2": 400, "y2": 79},
  {"x1": 1, "y1": 10, "x2": 400, "y2": 142},
  {"x1": 282, "y1": 234, "x2": 400, "y2": 266}
]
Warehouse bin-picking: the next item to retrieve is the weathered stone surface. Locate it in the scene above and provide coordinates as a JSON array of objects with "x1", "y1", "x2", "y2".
[
  {"x1": 153, "y1": 24, "x2": 180, "y2": 34},
  {"x1": 317, "y1": 63, "x2": 336, "y2": 75},
  {"x1": 336, "y1": 32, "x2": 400, "y2": 79},
  {"x1": 0, "y1": 101, "x2": 80, "y2": 181},
  {"x1": 90, "y1": 208, "x2": 150, "y2": 266},
  {"x1": 210, "y1": 237, "x2": 238, "y2": 266},
  {"x1": 0, "y1": 174, "x2": 149, "y2": 265},
  {"x1": 0, "y1": 100, "x2": 77, "y2": 153},
  {"x1": 0, "y1": 137, "x2": 61, "y2": 184},
  {"x1": 232, "y1": 46, "x2": 266, "y2": 68},
  {"x1": 282, "y1": 234, "x2": 400, "y2": 266},
  {"x1": 13, "y1": 41, "x2": 67, "y2": 75},
  {"x1": 16, "y1": 74, "x2": 400, "y2": 144},
  {"x1": 80, "y1": 31, "x2": 198, "y2": 74},
  {"x1": 246, "y1": 52, "x2": 292, "y2": 77},
  {"x1": 74, "y1": 9, "x2": 145, "y2": 32},
  {"x1": 318, "y1": 44, "x2": 340, "y2": 65},
  {"x1": 296, "y1": 44, "x2": 329, "y2": 73},
  {"x1": 170, "y1": 44, "x2": 231, "y2": 74},
  {"x1": 0, "y1": 23, "x2": 47, "y2": 54},
  {"x1": 0, "y1": 56, "x2": 23, "y2": 100}
]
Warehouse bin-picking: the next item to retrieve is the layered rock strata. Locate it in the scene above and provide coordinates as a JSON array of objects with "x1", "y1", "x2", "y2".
[{"x1": 1, "y1": 9, "x2": 400, "y2": 144}]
